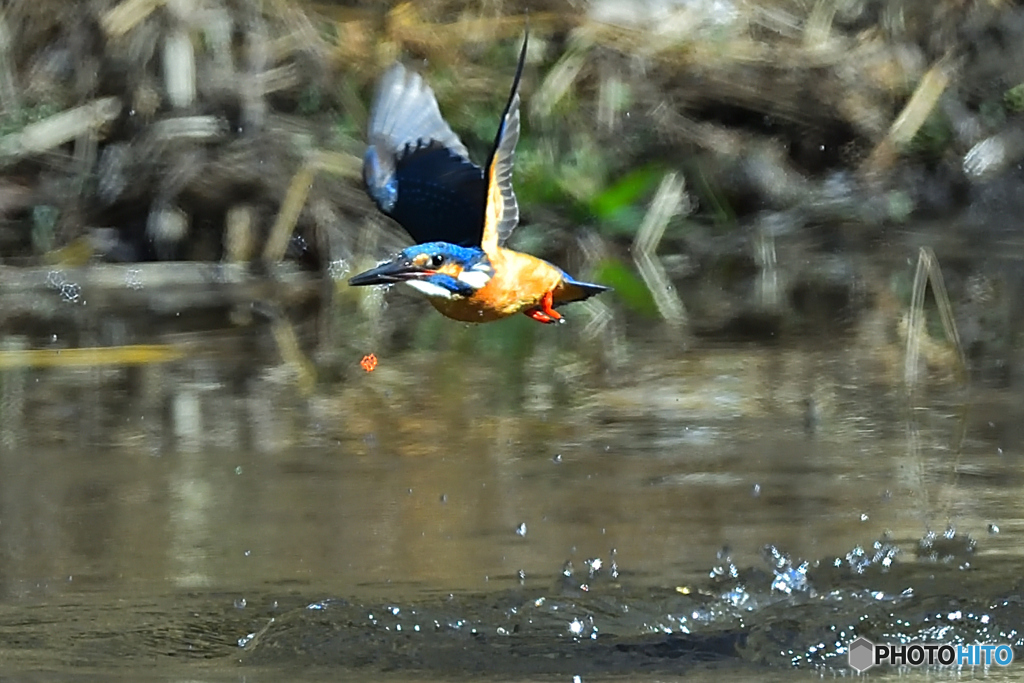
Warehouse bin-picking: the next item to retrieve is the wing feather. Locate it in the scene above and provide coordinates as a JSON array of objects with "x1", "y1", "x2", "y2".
[
  {"x1": 481, "y1": 31, "x2": 528, "y2": 254},
  {"x1": 363, "y1": 64, "x2": 486, "y2": 246},
  {"x1": 367, "y1": 64, "x2": 468, "y2": 160}
]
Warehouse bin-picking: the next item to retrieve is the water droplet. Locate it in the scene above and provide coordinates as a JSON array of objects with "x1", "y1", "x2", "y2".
[
  {"x1": 234, "y1": 466, "x2": 243, "y2": 475},
  {"x1": 988, "y1": 523, "x2": 1000, "y2": 534},
  {"x1": 60, "y1": 282, "x2": 81, "y2": 303},
  {"x1": 751, "y1": 483, "x2": 761, "y2": 497},
  {"x1": 515, "y1": 523, "x2": 527, "y2": 537},
  {"x1": 327, "y1": 259, "x2": 349, "y2": 280},
  {"x1": 125, "y1": 269, "x2": 143, "y2": 290},
  {"x1": 234, "y1": 598, "x2": 247, "y2": 609}
]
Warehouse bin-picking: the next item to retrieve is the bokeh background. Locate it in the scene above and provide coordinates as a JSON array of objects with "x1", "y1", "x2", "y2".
[{"x1": 1, "y1": 1, "x2": 1023, "y2": 680}]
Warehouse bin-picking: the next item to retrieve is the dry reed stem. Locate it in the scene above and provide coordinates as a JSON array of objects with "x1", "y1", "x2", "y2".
[
  {"x1": 633, "y1": 172, "x2": 689, "y2": 329},
  {"x1": 904, "y1": 246, "x2": 967, "y2": 390},
  {"x1": 149, "y1": 116, "x2": 227, "y2": 141},
  {"x1": 263, "y1": 151, "x2": 361, "y2": 263},
  {"x1": 270, "y1": 315, "x2": 316, "y2": 394},
  {"x1": 0, "y1": 15, "x2": 19, "y2": 114},
  {"x1": 0, "y1": 344, "x2": 185, "y2": 369},
  {"x1": 0, "y1": 97, "x2": 122, "y2": 163},
  {"x1": 101, "y1": 0, "x2": 164, "y2": 38},
  {"x1": 863, "y1": 61, "x2": 950, "y2": 174}
]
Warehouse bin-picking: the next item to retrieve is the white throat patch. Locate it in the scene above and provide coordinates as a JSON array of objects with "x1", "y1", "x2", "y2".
[
  {"x1": 457, "y1": 268, "x2": 491, "y2": 290},
  {"x1": 405, "y1": 279, "x2": 455, "y2": 300}
]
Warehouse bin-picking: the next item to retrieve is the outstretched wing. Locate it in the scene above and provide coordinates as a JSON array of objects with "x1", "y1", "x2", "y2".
[
  {"x1": 480, "y1": 31, "x2": 528, "y2": 254},
  {"x1": 363, "y1": 63, "x2": 486, "y2": 247}
]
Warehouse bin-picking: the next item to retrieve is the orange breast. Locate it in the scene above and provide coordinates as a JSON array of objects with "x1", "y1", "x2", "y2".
[{"x1": 430, "y1": 247, "x2": 563, "y2": 323}]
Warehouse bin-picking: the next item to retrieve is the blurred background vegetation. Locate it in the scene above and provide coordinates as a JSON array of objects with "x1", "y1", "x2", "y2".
[{"x1": 1, "y1": 0, "x2": 1023, "y2": 380}]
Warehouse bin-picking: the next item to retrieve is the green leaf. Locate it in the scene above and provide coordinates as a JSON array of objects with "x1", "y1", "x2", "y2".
[
  {"x1": 907, "y1": 110, "x2": 952, "y2": 160},
  {"x1": 1005, "y1": 83, "x2": 1024, "y2": 113},
  {"x1": 297, "y1": 86, "x2": 323, "y2": 116},
  {"x1": 588, "y1": 164, "x2": 662, "y2": 223},
  {"x1": 592, "y1": 257, "x2": 659, "y2": 317},
  {"x1": 596, "y1": 205, "x2": 645, "y2": 237}
]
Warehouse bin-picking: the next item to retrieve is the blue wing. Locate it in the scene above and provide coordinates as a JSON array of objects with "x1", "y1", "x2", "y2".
[{"x1": 363, "y1": 63, "x2": 486, "y2": 247}]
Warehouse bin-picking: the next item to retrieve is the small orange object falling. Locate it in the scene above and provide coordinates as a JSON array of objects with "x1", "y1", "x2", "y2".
[{"x1": 360, "y1": 353, "x2": 378, "y2": 372}]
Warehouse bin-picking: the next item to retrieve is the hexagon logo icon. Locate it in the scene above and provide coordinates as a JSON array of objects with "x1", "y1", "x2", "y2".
[{"x1": 848, "y1": 636, "x2": 876, "y2": 672}]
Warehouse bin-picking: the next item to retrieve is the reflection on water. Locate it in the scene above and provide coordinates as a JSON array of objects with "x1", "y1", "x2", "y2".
[{"x1": 0, "y1": 261, "x2": 1023, "y2": 681}]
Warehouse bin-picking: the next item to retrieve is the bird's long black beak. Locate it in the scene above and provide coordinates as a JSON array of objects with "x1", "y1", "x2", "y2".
[{"x1": 349, "y1": 257, "x2": 430, "y2": 286}]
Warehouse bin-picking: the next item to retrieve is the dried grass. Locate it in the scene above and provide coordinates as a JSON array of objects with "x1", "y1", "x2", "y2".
[{"x1": 0, "y1": 0, "x2": 1019, "y2": 278}]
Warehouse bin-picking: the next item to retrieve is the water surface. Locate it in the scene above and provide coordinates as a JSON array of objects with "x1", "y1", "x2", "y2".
[{"x1": 0, "y1": 265, "x2": 1021, "y2": 681}]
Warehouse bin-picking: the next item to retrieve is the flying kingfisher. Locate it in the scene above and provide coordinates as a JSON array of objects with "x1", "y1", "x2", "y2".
[{"x1": 349, "y1": 31, "x2": 609, "y2": 324}]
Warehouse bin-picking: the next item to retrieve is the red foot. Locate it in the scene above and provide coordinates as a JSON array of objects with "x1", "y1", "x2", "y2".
[{"x1": 525, "y1": 290, "x2": 564, "y2": 324}]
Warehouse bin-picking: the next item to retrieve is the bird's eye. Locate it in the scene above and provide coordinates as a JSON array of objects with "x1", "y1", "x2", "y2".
[{"x1": 431, "y1": 254, "x2": 445, "y2": 268}]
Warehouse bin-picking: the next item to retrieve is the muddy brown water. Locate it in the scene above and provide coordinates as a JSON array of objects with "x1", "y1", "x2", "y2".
[{"x1": 0, "y1": 269, "x2": 1022, "y2": 682}]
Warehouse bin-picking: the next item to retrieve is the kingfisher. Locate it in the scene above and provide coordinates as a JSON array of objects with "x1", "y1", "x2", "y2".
[{"x1": 349, "y1": 31, "x2": 608, "y2": 324}]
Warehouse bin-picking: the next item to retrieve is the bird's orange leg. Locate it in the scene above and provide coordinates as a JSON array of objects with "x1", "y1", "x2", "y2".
[{"x1": 524, "y1": 290, "x2": 564, "y2": 324}]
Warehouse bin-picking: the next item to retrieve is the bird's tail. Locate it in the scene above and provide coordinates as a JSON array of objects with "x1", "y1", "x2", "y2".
[{"x1": 555, "y1": 274, "x2": 611, "y2": 307}]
